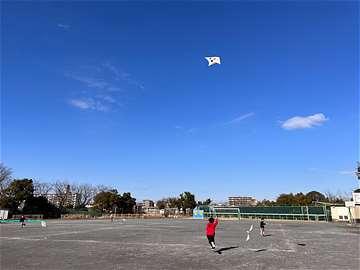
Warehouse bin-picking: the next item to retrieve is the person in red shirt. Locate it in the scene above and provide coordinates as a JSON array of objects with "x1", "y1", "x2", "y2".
[{"x1": 206, "y1": 217, "x2": 218, "y2": 249}]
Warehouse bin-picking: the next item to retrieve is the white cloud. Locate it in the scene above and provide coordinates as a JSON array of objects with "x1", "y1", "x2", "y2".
[
  {"x1": 281, "y1": 113, "x2": 328, "y2": 130},
  {"x1": 69, "y1": 99, "x2": 92, "y2": 110},
  {"x1": 57, "y1": 24, "x2": 70, "y2": 29},
  {"x1": 225, "y1": 112, "x2": 255, "y2": 125},
  {"x1": 68, "y1": 98, "x2": 109, "y2": 112}
]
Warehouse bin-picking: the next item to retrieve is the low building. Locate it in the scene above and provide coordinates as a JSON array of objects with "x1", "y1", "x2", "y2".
[
  {"x1": 143, "y1": 207, "x2": 160, "y2": 216},
  {"x1": 143, "y1": 200, "x2": 154, "y2": 208},
  {"x1": 164, "y1": 207, "x2": 179, "y2": 217},
  {"x1": 330, "y1": 206, "x2": 351, "y2": 222},
  {"x1": 333, "y1": 189, "x2": 360, "y2": 223},
  {"x1": 134, "y1": 203, "x2": 143, "y2": 213},
  {"x1": 0, "y1": 209, "x2": 9, "y2": 220},
  {"x1": 228, "y1": 196, "x2": 257, "y2": 206}
]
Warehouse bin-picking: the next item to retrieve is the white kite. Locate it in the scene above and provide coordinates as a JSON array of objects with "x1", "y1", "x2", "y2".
[
  {"x1": 246, "y1": 224, "x2": 253, "y2": 242},
  {"x1": 205, "y1": 56, "x2": 221, "y2": 66}
]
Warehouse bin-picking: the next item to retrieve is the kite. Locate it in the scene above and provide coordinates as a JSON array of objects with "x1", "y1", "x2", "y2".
[
  {"x1": 246, "y1": 224, "x2": 253, "y2": 242},
  {"x1": 18, "y1": 200, "x2": 25, "y2": 211},
  {"x1": 205, "y1": 56, "x2": 221, "y2": 66}
]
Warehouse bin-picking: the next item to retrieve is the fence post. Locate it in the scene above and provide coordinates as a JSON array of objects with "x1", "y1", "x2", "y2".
[{"x1": 306, "y1": 206, "x2": 309, "y2": 221}]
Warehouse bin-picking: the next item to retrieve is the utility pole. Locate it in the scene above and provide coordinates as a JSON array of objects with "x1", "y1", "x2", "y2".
[{"x1": 356, "y1": 162, "x2": 360, "y2": 188}]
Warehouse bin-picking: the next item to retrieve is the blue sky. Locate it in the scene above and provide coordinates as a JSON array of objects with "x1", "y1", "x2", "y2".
[{"x1": 1, "y1": 1, "x2": 359, "y2": 201}]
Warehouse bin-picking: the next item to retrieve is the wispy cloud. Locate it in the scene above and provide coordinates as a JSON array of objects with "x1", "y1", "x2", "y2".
[
  {"x1": 281, "y1": 113, "x2": 328, "y2": 130},
  {"x1": 103, "y1": 62, "x2": 144, "y2": 90},
  {"x1": 57, "y1": 24, "x2": 70, "y2": 29},
  {"x1": 225, "y1": 112, "x2": 255, "y2": 125},
  {"x1": 68, "y1": 98, "x2": 109, "y2": 112},
  {"x1": 97, "y1": 94, "x2": 117, "y2": 104},
  {"x1": 187, "y1": 128, "x2": 198, "y2": 134},
  {"x1": 307, "y1": 168, "x2": 355, "y2": 176},
  {"x1": 174, "y1": 112, "x2": 255, "y2": 135},
  {"x1": 338, "y1": 170, "x2": 355, "y2": 175},
  {"x1": 67, "y1": 74, "x2": 108, "y2": 89},
  {"x1": 173, "y1": 125, "x2": 198, "y2": 134},
  {"x1": 66, "y1": 62, "x2": 144, "y2": 112},
  {"x1": 107, "y1": 86, "x2": 122, "y2": 92}
]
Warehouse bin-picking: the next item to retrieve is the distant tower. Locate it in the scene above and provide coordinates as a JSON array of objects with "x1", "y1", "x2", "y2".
[{"x1": 66, "y1": 184, "x2": 71, "y2": 194}]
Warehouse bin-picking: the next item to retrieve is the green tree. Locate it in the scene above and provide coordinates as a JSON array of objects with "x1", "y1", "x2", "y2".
[
  {"x1": 168, "y1": 197, "x2": 181, "y2": 209},
  {"x1": 0, "y1": 179, "x2": 34, "y2": 211},
  {"x1": 306, "y1": 191, "x2": 326, "y2": 203},
  {"x1": 276, "y1": 193, "x2": 297, "y2": 205},
  {"x1": 93, "y1": 190, "x2": 120, "y2": 212},
  {"x1": 197, "y1": 198, "x2": 212, "y2": 206},
  {"x1": 257, "y1": 199, "x2": 275, "y2": 206},
  {"x1": 179, "y1": 192, "x2": 197, "y2": 210},
  {"x1": 22, "y1": 196, "x2": 61, "y2": 218},
  {"x1": 294, "y1": 192, "x2": 311, "y2": 205},
  {"x1": 156, "y1": 199, "x2": 168, "y2": 209},
  {"x1": 119, "y1": 192, "x2": 136, "y2": 214}
]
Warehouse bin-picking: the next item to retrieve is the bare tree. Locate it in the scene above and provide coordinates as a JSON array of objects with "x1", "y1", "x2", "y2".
[
  {"x1": 53, "y1": 181, "x2": 71, "y2": 208},
  {"x1": 324, "y1": 191, "x2": 335, "y2": 202},
  {"x1": 336, "y1": 190, "x2": 352, "y2": 202},
  {"x1": 33, "y1": 181, "x2": 53, "y2": 196},
  {"x1": 71, "y1": 183, "x2": 97, "y2": 208},
  {"x1": 324, "y1": 190, "x2": 346, "y2": 203},
  {"x1": 0, "y1": 163, "x2": 12, "y2": 195},
  {"x1": 95, "y1": 185, "x2": 112, "y2": 193}
]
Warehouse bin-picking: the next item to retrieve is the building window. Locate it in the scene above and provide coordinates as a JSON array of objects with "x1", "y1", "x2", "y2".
[
  {"x1": 339, "y1": 216, "x2": 343, "y2": 219},
  {"x1": 344, "y1": 216, "x2": 348, "y2": 220}
]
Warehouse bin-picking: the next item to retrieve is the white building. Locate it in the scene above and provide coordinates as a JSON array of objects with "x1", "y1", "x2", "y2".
[
  {"x1": 331, "y1": 189, "x2": 360, "y2": 223},
  {"x1": 228, "y1": 196, "x2": 257, "y2": 206}
]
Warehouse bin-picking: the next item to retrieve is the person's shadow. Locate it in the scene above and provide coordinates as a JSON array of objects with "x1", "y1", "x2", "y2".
[
  {"x1": 216, "y1": 246, "x2": 239, "y2": 254},
  {"x1": 254, "y1": 248, "x2": 267, "y2": 252}
]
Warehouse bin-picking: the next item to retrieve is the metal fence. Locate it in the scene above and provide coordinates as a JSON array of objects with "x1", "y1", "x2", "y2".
[{"x1": 196, "y1": 205, "x2": 330, "y2": 221}]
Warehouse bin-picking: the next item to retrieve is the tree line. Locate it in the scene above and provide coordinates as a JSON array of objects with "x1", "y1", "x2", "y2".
[
  {"x1": 0, "y1": 164, "x2": 201, "y2": 218},
  {"x1": 257, "y1": 191, "x2": 350, "y2": 206},
  {"x1": 0, "y1": 163, "x2": 352, "y2": 218},
  {"x1": 0, "y1": 163, "x2": 137, "y2": 218},
  {"x1": 156, "y1": 192, "x2": 201, "y2": 210}
]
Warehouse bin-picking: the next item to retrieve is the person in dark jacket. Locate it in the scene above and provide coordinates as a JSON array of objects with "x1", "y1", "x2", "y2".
[
  {"x1": 260, "y1": 218, "x2": 266, "y2": 236},
  {"x1": 19, "y1": 215, "x2": 26, "y2": 228}
]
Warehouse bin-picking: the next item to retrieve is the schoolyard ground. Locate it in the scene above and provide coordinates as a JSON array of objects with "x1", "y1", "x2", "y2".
[{"x1": 0, "y1": 219, "x2": 359, "y2": 270}]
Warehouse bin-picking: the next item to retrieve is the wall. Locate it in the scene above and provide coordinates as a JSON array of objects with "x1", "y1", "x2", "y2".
[{"x1": 331, "y1": 206, "x2": 355, "y2": 222}]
